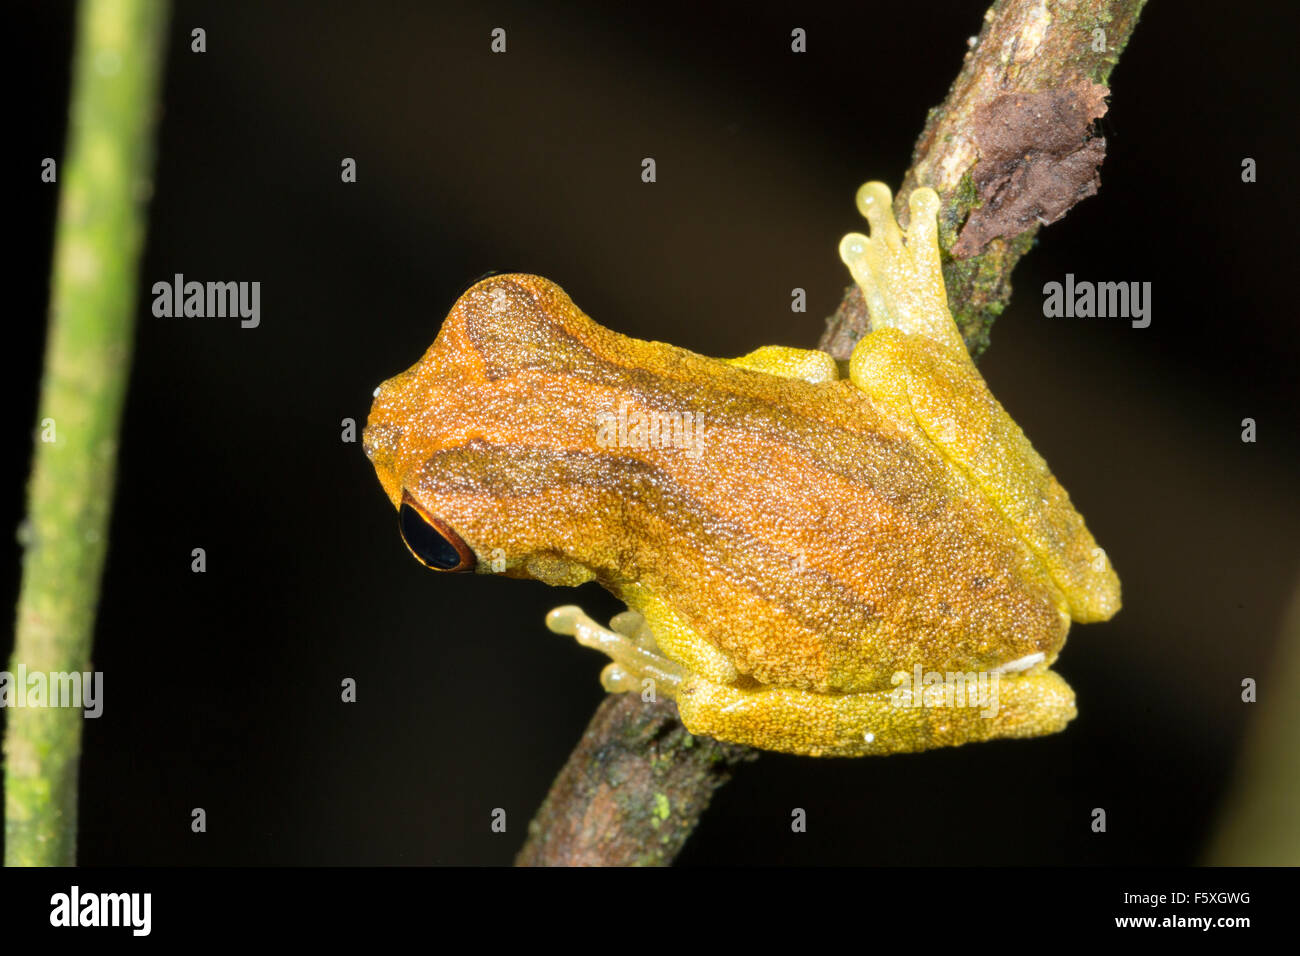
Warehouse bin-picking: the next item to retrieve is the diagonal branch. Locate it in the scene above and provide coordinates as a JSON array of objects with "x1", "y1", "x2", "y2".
[{"x1": 517, "y1": 0, "x2": 1146, "y2": 867}]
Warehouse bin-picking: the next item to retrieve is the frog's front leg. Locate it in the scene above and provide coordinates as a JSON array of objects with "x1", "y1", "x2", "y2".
[
  {"x1": 840, "y1": 182, "x2": 1120, "y2": 622},
  {"x1": 545, "y1": 605, "x2": 687, "y2": 696}
]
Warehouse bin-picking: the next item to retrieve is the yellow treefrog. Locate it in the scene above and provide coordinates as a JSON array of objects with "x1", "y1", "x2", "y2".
[{"x1": 363, "y1": 182, "x2": 1120, "y2": 757}]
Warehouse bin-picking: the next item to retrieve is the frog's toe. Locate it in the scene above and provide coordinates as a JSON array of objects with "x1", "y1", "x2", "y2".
[
  {"x1": 841, "y1": 180, "x2": 964, "y2": 354},
  {"x1": 546, "y1": 604, "x2": 686, "y2": 697},
  {"x1": 856, "y1": 181, "x2": 903, "y2": 251},
  {"x1": 906, "y1": 187, "x2": 943, "y2": 277},
  {"x1": 599, "y1": 662, "x2": 641, "y2": 694}
]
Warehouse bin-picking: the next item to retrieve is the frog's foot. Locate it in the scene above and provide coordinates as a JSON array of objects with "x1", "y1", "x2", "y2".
[
  {"x1": 841, "y1": 187, "x2": 1120, "y2": 624},
  {"x1": 546, "y1": 605, "x2": 686, "y2": 697},
  {"x1": 838, "y1": 182, "x2": 966, "y2": 356}
]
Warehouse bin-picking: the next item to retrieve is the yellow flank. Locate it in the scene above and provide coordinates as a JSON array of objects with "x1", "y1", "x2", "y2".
[{"x1": 363, "y1": 180, "x2": 1121, "y2": 758}]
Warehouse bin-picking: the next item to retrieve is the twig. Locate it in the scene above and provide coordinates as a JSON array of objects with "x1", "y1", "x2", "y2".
[
  {"x1": 4, "y1": 0, "x2": 169, "y2": 866},
  {"x1": 827, "y1": 0, "x2": 1146, "y2": 359},
  {"x1": 516, "y1": 696, "x2": 756, "y2": 866},
  {"x1": 517, "y1": 0, "x2": 1146, "y2": 866}
]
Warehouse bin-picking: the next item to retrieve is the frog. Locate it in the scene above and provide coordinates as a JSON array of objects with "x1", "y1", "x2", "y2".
[{"x1": 362, "y1": 181, "x2": 1120, "y2": 757}]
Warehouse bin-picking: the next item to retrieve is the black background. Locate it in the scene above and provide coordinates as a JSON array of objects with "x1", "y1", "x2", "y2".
[{"x1": 7, "y1": 1, "x2": 1299, "y2": 865}]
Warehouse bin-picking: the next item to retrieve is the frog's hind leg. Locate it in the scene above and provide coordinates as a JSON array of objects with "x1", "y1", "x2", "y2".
[
  {"x1": 840, "y1": 182, "x2": 1120, "y2": 623},
  {"x1": 675, "y1": 669, "x2": 1078, "y2": 757},
  {"x1": 852, "y1": 327, "x2": 1120, "y2": 622}
]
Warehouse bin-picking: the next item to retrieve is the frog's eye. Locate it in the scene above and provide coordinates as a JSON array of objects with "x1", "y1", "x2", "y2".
[{"x1": 398, "y1": 491, "x2": 476, "y2": 572}]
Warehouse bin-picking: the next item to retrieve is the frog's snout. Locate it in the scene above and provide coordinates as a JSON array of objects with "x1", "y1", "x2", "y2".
[{"x1": 361, "y1": 421, "x2": 402, "y2": 464}]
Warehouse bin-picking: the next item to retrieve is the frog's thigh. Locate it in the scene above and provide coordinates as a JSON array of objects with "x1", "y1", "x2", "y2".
[
  {"x1": 676, "y1": 670, "x2": 1078, "y2": 757},
  {"x1": 724, "y1": 345, "x2": 840, "y2": 384},
  {"x1": 849, "y1": 328, "x2": 1120, "y2": 623}
]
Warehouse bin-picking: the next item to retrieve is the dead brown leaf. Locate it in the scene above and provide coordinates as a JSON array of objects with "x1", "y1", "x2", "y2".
[{"x1": 952, "y1": 80, "x2": 1109, "y2": 258}]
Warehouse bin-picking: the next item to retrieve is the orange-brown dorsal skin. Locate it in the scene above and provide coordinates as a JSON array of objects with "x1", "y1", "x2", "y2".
[{"x1": 364, "y1": 274, "x2": 1070, "y2": 695}]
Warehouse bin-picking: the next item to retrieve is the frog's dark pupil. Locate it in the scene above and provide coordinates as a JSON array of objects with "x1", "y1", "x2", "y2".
[{"x1": 399, "y1": 503, "x2": 462, "y2": 570}]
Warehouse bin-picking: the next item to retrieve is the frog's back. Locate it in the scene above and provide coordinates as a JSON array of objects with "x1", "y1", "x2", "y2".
[{"x1": 391, "y1": 275, "x2": 1075, "y2": 694}]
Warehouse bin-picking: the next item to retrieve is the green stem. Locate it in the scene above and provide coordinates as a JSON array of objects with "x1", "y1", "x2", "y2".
[{"x1": 5, "y1": 0, "x2": 169, "y2": 867}]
